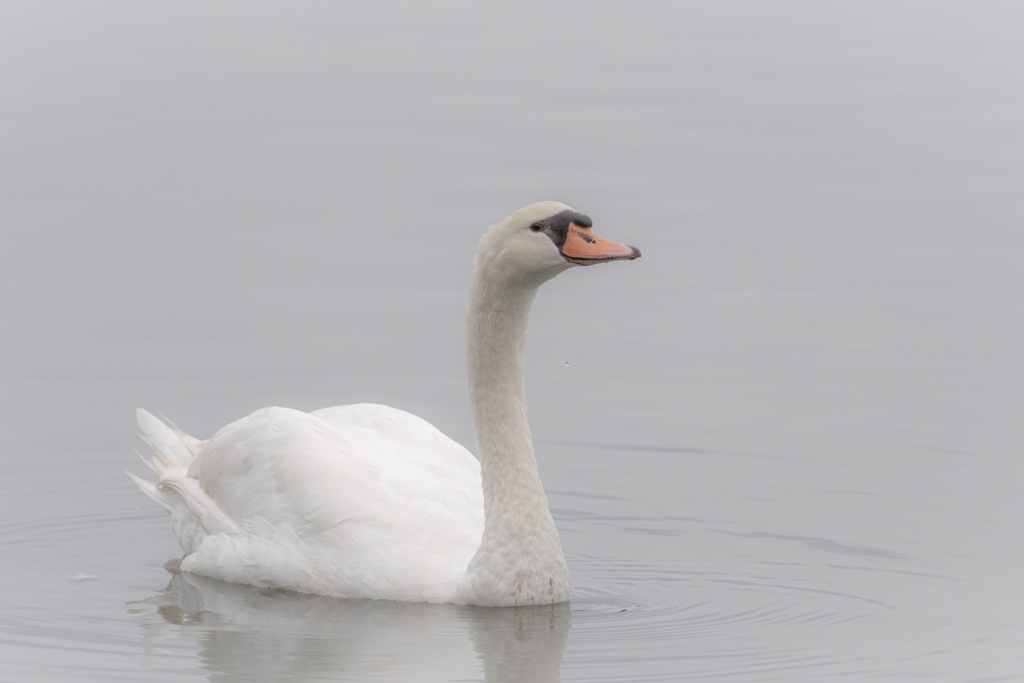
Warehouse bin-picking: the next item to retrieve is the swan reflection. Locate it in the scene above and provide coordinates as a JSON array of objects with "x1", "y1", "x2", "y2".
[{"x1": 130, "y1": 571, "x2": 569, "y2": 683}]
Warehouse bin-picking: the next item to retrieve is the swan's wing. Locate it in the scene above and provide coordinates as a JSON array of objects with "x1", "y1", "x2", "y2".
[
  {"x1": 311, "y1": 403, "x2": 480, "y2": 484},
  {"x1": 135, "y1": 405, "x2": 483, "y2": 601},
  {"x1": 192, "y1": 405, "x2": 482, "y2": 534}
]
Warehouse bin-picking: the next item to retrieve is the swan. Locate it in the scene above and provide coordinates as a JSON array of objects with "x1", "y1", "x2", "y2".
[{"x1": 129, "y1": 201, "x2": 640, "y2": 606}]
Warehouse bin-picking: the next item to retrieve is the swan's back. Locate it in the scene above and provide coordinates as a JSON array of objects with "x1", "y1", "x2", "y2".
[{"x1": 132, "y1": 405, "x2": 484, "y2": 602}]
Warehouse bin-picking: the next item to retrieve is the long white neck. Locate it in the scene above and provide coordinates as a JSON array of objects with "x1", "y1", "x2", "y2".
[{"x1": 459, "y1": 264, "x2": 570, "y2": 606}]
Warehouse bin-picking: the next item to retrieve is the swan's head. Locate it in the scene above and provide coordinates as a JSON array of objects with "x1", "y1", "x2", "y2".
[{"x1": 476, "y1": 201, "x2": 641, "y2": 288}]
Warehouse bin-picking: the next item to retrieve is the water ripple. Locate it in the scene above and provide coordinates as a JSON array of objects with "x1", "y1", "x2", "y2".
[
  {"x1": 557, "y1": 548, "x2": 1000, "y2": 681},
  {"x1": 2, "y1": 497, "x2": 1018, "y2": 681}
]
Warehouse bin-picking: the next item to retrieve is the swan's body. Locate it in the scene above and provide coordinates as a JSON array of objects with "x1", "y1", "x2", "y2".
[{"x1": 130, "y1": 201, "x2": 639, "y2": 606}]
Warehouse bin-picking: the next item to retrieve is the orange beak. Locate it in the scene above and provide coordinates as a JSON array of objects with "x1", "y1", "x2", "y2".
[{"x1": 560, "y1": 223, "x2": 641, "y2": 265}]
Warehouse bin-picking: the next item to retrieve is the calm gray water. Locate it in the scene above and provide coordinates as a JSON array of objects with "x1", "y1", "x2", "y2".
[{"x1": 2, "y1": 2, "x2": 1022, "y2": 681}]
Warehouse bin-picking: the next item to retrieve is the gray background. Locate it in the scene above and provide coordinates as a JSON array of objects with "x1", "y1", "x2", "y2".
[{"x1": 2, "y1": 2, "x2": 1022, "y2": 681}]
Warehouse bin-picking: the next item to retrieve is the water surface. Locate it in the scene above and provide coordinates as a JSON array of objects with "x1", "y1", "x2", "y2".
[{"x1": 2, "y1": 2, "x2": 1022, "y2": 681}]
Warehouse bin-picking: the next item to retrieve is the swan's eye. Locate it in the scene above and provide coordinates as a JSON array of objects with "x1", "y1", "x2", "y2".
[{"x1": 530, "y1": 222, "x2": 543, "y2": 232}]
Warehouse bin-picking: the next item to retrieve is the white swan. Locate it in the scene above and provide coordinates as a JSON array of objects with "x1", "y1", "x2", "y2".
[{"x1": 129, "y1": 201, "x2": 640, "y2": 607}]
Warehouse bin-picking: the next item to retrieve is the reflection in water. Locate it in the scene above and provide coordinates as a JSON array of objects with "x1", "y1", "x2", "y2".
[{"x1": 129, "y1": 571, "x2": 569, "y2": 683}]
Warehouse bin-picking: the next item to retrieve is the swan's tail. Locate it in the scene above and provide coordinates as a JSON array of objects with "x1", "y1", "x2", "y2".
[
  {"x1": 128, "y1": 409, "x2": 238, "y2": 552},
  {"x1": 127, "y1": 408, "x2": 201, "y2": 513}
]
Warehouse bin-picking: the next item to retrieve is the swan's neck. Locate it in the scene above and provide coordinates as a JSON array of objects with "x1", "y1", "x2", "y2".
[{"x1": 461, "y1": 270, "x2": 570, "y2": 606}]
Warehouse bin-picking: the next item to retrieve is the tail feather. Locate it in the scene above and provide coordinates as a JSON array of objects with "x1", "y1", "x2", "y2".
[
  {"x1": 138, "y1": 434, "x2": 174, "y2": 471},
  {"x1": 157, "y1": 476, "x2": 237, "y2": 534},
  {"x1": 129, "y1": 408, "x2": 203, "y2": 512},
  {"x1": 129, "y1": 409, "x2": 235, "y2": 556},
  {"x1": 126, "y1": 470, "x2": 173, "y2": 512},
  {"x1": 158, "y1": 411, "x2": 204, "y2": 455},
  {"x1": 132, "y1": 447, "x2": 159, "y2": 476},
  {"x1": 136, "y1": 408, "x2": 194, "y2": 473}
]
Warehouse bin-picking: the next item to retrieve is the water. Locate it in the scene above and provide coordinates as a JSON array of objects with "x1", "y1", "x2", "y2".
[{"x1": 2, "y1": 1, "x2": 1023, "y2": 680}]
